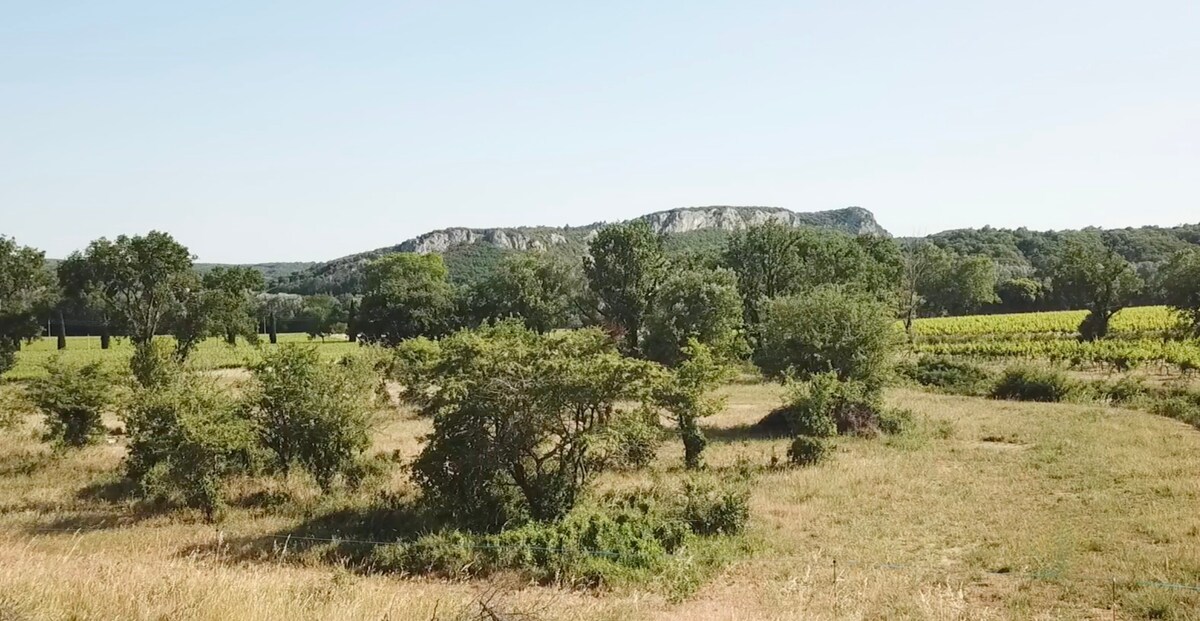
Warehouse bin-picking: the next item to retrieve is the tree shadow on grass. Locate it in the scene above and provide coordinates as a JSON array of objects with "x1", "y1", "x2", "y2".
[
  {"x1": 178, "y1": 498, "x2": 437, "y2": 570},
  {"x1": 703, "y1": 423, "x2": 785, "y2": 444}
]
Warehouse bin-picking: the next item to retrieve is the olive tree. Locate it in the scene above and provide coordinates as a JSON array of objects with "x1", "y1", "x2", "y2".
[
  {"x1": 202, "y1": 266, "x2": 264, "y2": 345},
  {"x1": 411, "y1": 321, "x2": 659, "y2": 530},
  {"x1": 1047, "y1": 234, "x2": 1142, "y2": 340},
  {"x1": 652, "y1": 342, "x2": 730, "y2": 469}
]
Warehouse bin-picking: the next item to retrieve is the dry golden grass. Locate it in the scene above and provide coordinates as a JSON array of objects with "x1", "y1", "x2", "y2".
[{"x1": 1, "y1": 382, "x2": 1199, "y2": 620}]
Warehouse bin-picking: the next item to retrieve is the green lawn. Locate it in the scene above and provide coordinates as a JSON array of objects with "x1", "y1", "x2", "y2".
[{"x1": 4, "y1": 334, "x2": 363, "y2": 381}]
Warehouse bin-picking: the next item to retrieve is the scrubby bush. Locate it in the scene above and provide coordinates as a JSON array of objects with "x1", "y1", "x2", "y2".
[
  {"x1": 0, "y1": 344, "x2": 15, "y2": 377},
  {"x1": 677, "y1": 477, "x2": 750, "y2": 536},
  {"x1": 129, "y1": 341, "x2": 180, "y2": 388},
  {"x1": 990, "y1": 365, "x2": 1075, "y2": 402},
  {"x1": 878, "y1": 408, "x2": 917, "y2": 436},
  {"x1": 777, "y1": 372, "x2": 883, "y2": 437},
  {"x1": 246, "y1": 346, "x2": 377, "y2": 490},
  {"x1": 642, "y1": 267, "x2": 746, "y2": 367},
  {"x1": 123, "y1": 374, "x2": 257, "y2": 520},
  {"x1": 753, "y1": 286, "x2": 896, "y2": 391},
  {"x1": 411, "y1": 321, "x2": 661, "y2": 531},
  {"x1": 899, "y1": 356, "x2": 991, "y2": 395},
  {"x1": 787, "y1": 436, "x2": 829, "y2": 467},
  {"x1": 1150, "y1": 392, "x2": 1200, "y2": 428},
  {"x1": 28, "y1": 358, "x2": 114, "y2": 447},
  {"x1": 1101, "y1": 376, "x2": 1148, "y2": 405},
  {"x1": 596, "y1": 406, "x2": 664, "y2": 470}
]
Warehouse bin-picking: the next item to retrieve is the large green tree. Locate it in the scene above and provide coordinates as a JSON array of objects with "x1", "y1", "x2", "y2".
[
  {"x1": 898, "y1": 242, "x2": 998, "y2": 338},
  {"x1": 643, "y1": 266, "x2": 745, "y2": 366},
  {"x1": 0, "y1": 236, "x2": 53, "y2": 372},
  {"x1": 65, "y1": 232, "x2": 195, "y2": 349},
  {"x1": 201, "y1": 267, "x2": 265, "y2": 346},
  {"x1": 465, "y1": 253, "x2": 584, "y2": 332},
  {"x1": 1047, "y1": 234, "x2": 1142, "y2": 340},
  {"x1": 257, "y1": 293, "x2": 303, "y2": 344},
  {"x1": 358, "y1": 253, "x2": 456, "y2": 346},
  {"x1": 584, "y1": 221, "x2": 666, "y2": 353},
  {"x1": 1159, "y1": 247, "x2": 1200, "y2": 337}
]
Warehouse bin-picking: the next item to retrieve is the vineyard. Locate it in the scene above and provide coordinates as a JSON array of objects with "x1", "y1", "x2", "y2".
[{"x1": 910, "y1": 306, "x2": 1200, "y2": 373}]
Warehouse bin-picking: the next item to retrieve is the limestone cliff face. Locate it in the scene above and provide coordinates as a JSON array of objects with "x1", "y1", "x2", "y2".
[{"x1": 398, "y1": 206, "x2": 887, "y2": 254}]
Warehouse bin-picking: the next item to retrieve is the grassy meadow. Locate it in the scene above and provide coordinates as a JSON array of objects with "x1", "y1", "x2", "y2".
[{"x1": 1, "y1": 376, "x2": 1198, "y2": 620}]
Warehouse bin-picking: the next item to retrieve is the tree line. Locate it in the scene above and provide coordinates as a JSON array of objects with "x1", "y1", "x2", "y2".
[{"x1": 3, "y1": 220, "x2": 1200, "y2": 377}]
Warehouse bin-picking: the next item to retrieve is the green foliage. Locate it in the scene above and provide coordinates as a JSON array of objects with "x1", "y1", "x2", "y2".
[
  {"x1": 358, "y1": 253, "x2": 456, "y2": 346},
  {"x1": 900, "y1": 355, "x2": 992, "y2": 395},
  {"x1": 27, "y1": 357, "x2": 114, "y2": 447},
  {"x1": 787, "y1": 436, "x2": 829, "y2": 467},
  {"x1": 877, "y1": 408, "x2": 917, "y2": 436},
  {"x1": 200, "y1": 266, "x2": 264, "y2": 346},
  {"x1": 754, "y1": 286, "x2": 896, "y2": 390},
  {"x1": 1101, "y1": 376, "x2": 1148, "y2": 404},
  {"x1": 1159, "y1": 248, "x2": 1200, "y2": 337},
  {"x1": 723, "y1": 222, "x2": 901, "y2": 327},
  {"x1": 777, "y1": 372, "x2": 883, "y2": 437},
  {"x1": 652, "y1": 341, "x2": 730, "y2": 469},
  {"x1": 64, "y1": 231, "x2": 195, "y2": 347},
  {"x1": 584, "y1": 220, "x2": 666, "y2": 353},
  {"x1": 677, "y1": 477, "x2": 750, "y2": 536},
  {"x1": 990, "y1": 365, "x2": 1075, "y2": 402},
  {"x1": 128, "y1": 340, "x2": 181, "y2": 389},
  {"x1": 411, "y1": 321, "x2": 660, "y2": 530},
  {"x1": 388, "y1": 336, "x2": 443, "y2": 407},
  {"x1": 1047, "y1": 234, "x2": 1142, "y2": 340},
  {"x1": 123, "y1": 373, "x2": 257, "y2": 520},
  {"x1": 1149, "y1": 393, "x2": 1200, "y2": 429},
  {"x1": 465, "y1": 253, "x2": 584, "y2": 332},
  {"x1": 643, "y1": 267, "x2": 746, "y2": 367},
  {"x1": 596, "y1": 406, "x2": 664, "y2": 470},
  {"x1": 246, "y1": 346, "x2": 376, "y2": 490},
  {"x1": 0, "y1": 236, "x2": 53, "y2": 374},
  {"x1": 298, "y1": 294, "x2": 342, "y2": 340}
]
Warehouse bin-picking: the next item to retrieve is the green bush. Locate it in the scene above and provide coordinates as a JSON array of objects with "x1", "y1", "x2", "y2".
[
  {"x1": 246, "y1": 345, "x2": 376, "y2": 490},
  {"x1": 597, "y1": 406, "x2": 664, "y2": 470},
  {"x1": 878, "y1": 408, "x2": 917, "y2": 436},
  {"x1": 411, "y1": 322, "x2": 662, "y2": 531},
  {"x1": 777, "y1": 372, "x2": 883, "y2": 437},
  {"x1": 678, "y1": 478, "x2": 750, "y2": 536},
  {"x1": 787, "y1": 436, "x2": 829, "y2": 467},
  {"x1": 990, "y1": 365, "x2": 1075, "y2": 402},
  {"x1": 0, "y1": 343, "x2": 15, "y2": 377},
  {"x1": 753, "y1": 286, "x2": 896, "y2": 391},
  {"x1": 1102, "y1": 376, "x2": 1148, "y2": 404},
  {"x1": 123, "y1": 374, "x2": 257, "y2": 520},
  {"x1": 1150, "y1": 394, "x2": 1200, "y2": 428},
  {"x1": 28, "y1": 358, "x2": 114, "y2": 447},
  {"x1": 129, "y1": 341, "x2": 181, "y2": 388},
  {"x1": 901, "y1": 356, "x2": 991, "y2": 395}
]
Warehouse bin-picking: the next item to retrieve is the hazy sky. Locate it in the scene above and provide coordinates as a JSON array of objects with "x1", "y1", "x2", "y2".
[{"x1": 2, "y1": 1, "x2": 1197, "y2": 263}]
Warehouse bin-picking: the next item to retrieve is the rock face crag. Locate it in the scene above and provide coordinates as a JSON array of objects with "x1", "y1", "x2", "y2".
[{"x1": 398, "y1": 206, "x2": 887, "y2": 254}]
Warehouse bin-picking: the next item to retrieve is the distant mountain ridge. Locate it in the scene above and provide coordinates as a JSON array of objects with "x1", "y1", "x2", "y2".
[{"x1": 272, "y1": 206, "x2": 888, "y2": 294}]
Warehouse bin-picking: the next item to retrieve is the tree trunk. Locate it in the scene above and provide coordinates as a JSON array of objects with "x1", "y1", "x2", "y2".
[
  {"x1": 100, "y1": 324, "x2": 111, "y2": 350},
  {"x1": 269, "y1": 313, "x2": 278, "y2": 344},
  {"x1": 56, "y1": 311, "x2": 67, "y2": 350},
  {"x1": 347, "y1": 301, "x2": 358, "y2": 343},
  {"x1": 225, "y1": 330, "x2": 237, "y2": 346}
]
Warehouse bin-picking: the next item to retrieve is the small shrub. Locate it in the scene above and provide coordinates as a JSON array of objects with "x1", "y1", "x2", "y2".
[
  {"x1": 388, "y1": 337, "x2": 442, "y2": 407},
  {"x1": 878, "y1": 408, "x2": 917, "y2": 436},
  {"x1": 129, "y1": 341, "x2": 181, "y2": 388},
  {"x1": 123, "y1": 374, "x2": 257, "y2": 520},
  {"x1": 776, "y1": 372, "x2": 883, "y2": 437},
  {"x1": 678, "y1": 478, "x2": 750, "y2": 536},
  {"x1": 903, "y1": 356, "x2": 991, "y2": 395},
  {"x1": 1102, "y1": 376, "x2": 1148, "y2": 405},
  {"x1": 990, "y1": 365, "x2": 1075, "y2": 402},
  {"x1": 28, "y1": 358, "x2": 114, "y2": 447},
  {"x1": 247, "y1": 346, "x2": 377, "y2": 490},
  {"x1": 787, "y1": 436, "x2": 829, "y2": 467},
  {"x1": 1150, "y1": 395, "x2": 1200, "y2": 428}
]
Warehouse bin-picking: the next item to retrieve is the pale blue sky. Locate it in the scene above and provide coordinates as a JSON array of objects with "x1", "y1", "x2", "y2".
[{"x1": 2, "y1": 1, "x2": 1197, "y2": 263}]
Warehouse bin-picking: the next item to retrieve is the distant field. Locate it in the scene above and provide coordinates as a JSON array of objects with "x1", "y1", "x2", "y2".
[
  {"x1": 4, "y1": 334, "x2": 362, "y2": 381},
  {"x1": 911, "y1": 306, "x2": 1200, "y2": 372}
]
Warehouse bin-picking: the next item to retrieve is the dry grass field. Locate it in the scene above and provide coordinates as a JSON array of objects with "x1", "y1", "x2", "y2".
[{"x1": 1, "y1": 380, "x2": 1198, "y2": 620}]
